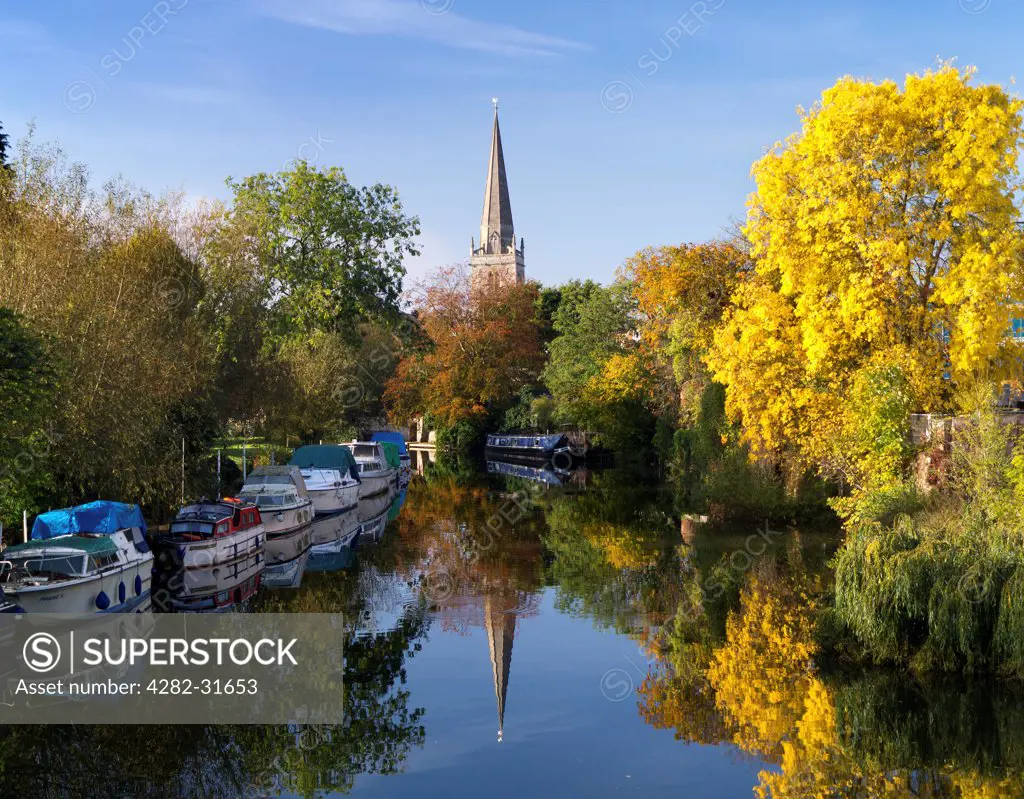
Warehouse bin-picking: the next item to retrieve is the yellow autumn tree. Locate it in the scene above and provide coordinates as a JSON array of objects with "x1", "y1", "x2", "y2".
[
  {"x1": 622, "y1": 242, "x2": 751, "y2": 422},
  {"x1": 706, "y1": 65, "x2": 1024, "y2": 483}
]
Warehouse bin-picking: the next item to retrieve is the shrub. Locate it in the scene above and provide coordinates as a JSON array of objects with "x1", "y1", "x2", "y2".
[{"x1": 831, "y1": 391, "x2": 1024, "y2": 675}]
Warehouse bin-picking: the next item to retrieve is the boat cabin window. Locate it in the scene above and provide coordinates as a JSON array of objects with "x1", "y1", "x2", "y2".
[
  {"x1": 88, "y1": 552, "x2": 119, "y2": 571},
  {"x1": 171, "y1": 520, "x2": 215, "y2": 536},
  {"x1": 11, "y1": 554, "x2": 86, "y2": 578},
  {"x1": 217, "y1": 521, "x2": 229, "y2": 534},
  {"x1": 351, "y1": 445, "x2": 378, "y2": 457},
  {"x1": 240, "y1": 493, "x2": 293, "y2": 508}
]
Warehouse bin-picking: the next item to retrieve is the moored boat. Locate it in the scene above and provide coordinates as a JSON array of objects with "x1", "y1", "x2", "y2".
[
  {"x1": 0, "y1": 584, "x2": 23, "y2": 614},
  {"x1": 160, "y1": 498, "x2": 265, "y2": 569},
  {"x1": 371, "y1": 431, "x2": 412, "y2": 485},
  {"x1": 346, "y1": 441, "x2": 397, "y2": 498},
  {"x1": 289, "y1": 444, "x2": 361, "y2": 515},
  {"x1": 239, "y1": 466, "x2": 315, "y2": 536},
  {"x1": 485, "y1": 432, "x2": 574, "y2": 469},
  {"x1": 0, "y1": 501, "x2": 153, "y2": 614}
]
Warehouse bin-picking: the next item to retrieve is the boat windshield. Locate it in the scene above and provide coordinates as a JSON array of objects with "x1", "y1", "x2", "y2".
[
  {"x1": 169, "y1": 520, "x2": 216, "y2": 537},
  {"x1": 351, "y1": 445, "x2": 378, "y2": 458},
  {"x1": 6, "y1": 554, "x2": 86, "y2": 580},
  {"x1": 239, "y1": 493, "x2": 296, "y2": 508},
  {"x1": 176, "y1": 506, "x2": 227, "y2": 522}
]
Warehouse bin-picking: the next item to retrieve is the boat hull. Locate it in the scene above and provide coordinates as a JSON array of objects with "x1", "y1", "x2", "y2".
[
  {"x1": 260, "y1": 501, "x2": 315, "y2": 536},
  {"x1": 169, "y1": 525, "x2": 265, "y2": 570},
  {"x1": 307, "y1": 483, "x2": 360, "y2": 515},
  {"x1": 5, "y1": 557, "x2": 154, "y2": 614},
  {"x1": 484, "y1": 445, "x2": 574, "y2": 469}
]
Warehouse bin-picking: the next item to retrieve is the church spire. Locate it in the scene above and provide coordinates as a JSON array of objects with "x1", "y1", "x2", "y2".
[
  {"x1": 480, "y1": 100, "x2": 515, "y2": 256},
  {"x1": 470, "y1": 100, "x2": 525, "y2": 288}
]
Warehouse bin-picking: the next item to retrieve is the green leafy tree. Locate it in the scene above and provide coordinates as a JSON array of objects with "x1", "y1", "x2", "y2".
[
  {"x1": 213, "y1": 160, "x2": 420, "y2": 344},
  {"x1": 534, "y1": 284, "x2": 562, "y2": 344},
  {"x1": 542, "y1": 280, "x2": 628, "y2": 419},
  {"x1": 0, "y1": 308, "x2": 55, "y2": 522},
  {"x1": 541, "y1": 281, "x2": 657, "y2": 450}
]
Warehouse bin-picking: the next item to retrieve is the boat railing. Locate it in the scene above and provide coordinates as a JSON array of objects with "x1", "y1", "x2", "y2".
[{"x1": 0, "y1": 561, "x2": 12, "y2": 580}]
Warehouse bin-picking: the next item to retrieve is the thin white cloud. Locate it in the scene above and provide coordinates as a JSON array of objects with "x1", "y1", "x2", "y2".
[{"x1": 256, "y1": 0, "x2": 588, "y2": 57}]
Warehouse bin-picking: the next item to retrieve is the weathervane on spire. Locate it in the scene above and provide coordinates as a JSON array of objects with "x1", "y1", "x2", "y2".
[{"x1": 492, "y1": 97, "x2": 499, "y2": 112}]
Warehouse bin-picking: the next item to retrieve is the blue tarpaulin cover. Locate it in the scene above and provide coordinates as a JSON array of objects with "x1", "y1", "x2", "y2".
[
  {"x1": 31, "y1": 501, "x2": 148, "y2": 540},
  {"x1": 370, "y1": 431, "x2": 408, "y2": 455}
]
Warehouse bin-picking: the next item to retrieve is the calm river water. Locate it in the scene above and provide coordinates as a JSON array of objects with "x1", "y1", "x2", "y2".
[{"x1": 2, "y1": 464, "x2": 1023, "y2": 797}]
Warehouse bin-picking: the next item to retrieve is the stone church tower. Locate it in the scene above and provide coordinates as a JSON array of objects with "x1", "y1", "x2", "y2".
[{"x1": 470, "y1": 101, "x2": 525, "y2": 290}]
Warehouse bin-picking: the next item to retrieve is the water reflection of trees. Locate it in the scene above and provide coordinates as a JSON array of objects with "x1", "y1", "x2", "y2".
[
  {"x1": 637, "y1": 560, "x2": 1024, "y2": 797},
  {"x1": 535, "y1": 476, "x2": 1024, "y2": 795},
  {"x1": 389, "y1": 477, "x2": 547, "y2": 623},
  {"x1": 542, "y1": 484, "x2": 684, "y2": 637}
]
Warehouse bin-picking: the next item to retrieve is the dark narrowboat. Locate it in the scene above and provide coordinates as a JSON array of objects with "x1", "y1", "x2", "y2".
[{"x1": 485, "y1": 432, "x2": 574, "y2": 468}]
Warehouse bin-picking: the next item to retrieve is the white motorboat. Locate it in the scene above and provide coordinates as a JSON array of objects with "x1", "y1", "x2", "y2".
[
  {"x1": 290, "y1": 444, "x2": 361, "y2": 515},
  {"x1": 0, "y1": 501, "x2": 153, "y2": 614},
  {"x1": 239, "y1": 465, "x2": 316, "y2": 536},
  {"x1": 347, "y1": 441, "x2": 397, "y2": 498},
  {"x1": 160, "y1": 498, "x2": 265, "y2": 569}
]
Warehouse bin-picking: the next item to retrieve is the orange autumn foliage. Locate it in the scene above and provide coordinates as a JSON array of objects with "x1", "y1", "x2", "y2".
[{"x1": 385, "y1": 265, "x2": 544, "y2": 427}]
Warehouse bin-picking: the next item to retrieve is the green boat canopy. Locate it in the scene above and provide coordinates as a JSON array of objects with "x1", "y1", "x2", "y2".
[
  {"x1": 290, "y1": 445, "x2": 360, "y2": 481},
  {"x1": 379, "y1": 442, "x2": 401, "y2": 470},
  {"x1": 6, "y1": 534, "x2": 118, "y2": 557}
]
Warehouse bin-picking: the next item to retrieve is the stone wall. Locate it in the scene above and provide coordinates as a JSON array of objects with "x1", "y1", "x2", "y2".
[{"x1": 909, "y1": 411, "x2": 1024, "y2": 491}]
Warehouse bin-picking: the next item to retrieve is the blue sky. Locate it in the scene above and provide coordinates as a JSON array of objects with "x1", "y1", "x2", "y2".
[{"x1": 1, "y1": 0, "x2": 1021, "y2": 287}]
